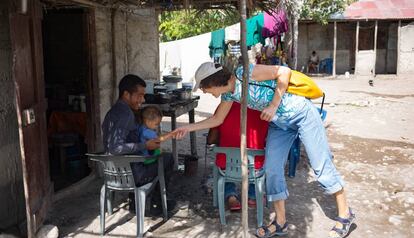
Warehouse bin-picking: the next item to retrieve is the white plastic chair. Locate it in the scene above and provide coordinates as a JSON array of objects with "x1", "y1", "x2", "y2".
[
  {"x1": 87, "y1": 153, "x2": 167, "y2": 237},
  {"x1": 212, "y1": 147, "x2": 266, "y2": 227}
]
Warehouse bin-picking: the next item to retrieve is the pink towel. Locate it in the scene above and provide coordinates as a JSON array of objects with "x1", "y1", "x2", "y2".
[{"x1": 262, "y1": 10, "x2": 288, "y2": 38}]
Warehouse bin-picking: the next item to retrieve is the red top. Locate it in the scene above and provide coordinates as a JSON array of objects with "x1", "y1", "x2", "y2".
[{"x1": 215, "y1": 102, "x2": 269, "y2": 169}]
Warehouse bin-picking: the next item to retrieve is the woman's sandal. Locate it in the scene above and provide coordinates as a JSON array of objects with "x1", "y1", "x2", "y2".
[
  {"x1": 329, "y1": 208, "x2": 356, "y2": 238},
  {"x1": 255, "y1": 220, "x2": 288, "y2": 238}
]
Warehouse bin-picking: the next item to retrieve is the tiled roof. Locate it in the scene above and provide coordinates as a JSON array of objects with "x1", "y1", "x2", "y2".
[{"x1": 344, "y1": 0, "x2": 414, "y2": 20}]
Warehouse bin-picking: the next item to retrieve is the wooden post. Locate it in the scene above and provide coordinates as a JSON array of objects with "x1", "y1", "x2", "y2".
[
  {"x1": 397, "y1": 20, "x2": 401, "y2": 75},
  {"x1": 333, "y1": 21, "x2": 337, "y2": 77},
  {"x1": 373, "y1": 20, "x2": 378, "y2": 76},
  {"x1": 111, "y1": 9, "x2": 117, "y2": 103},
  {"x1": 355, "y1": 21, "x2": 359, "y2": 74},
  {"x1": 238, "y1": 0, "x2": 249, "y2": 237}
]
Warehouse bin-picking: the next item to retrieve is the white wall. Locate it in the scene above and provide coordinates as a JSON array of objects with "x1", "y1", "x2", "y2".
[
  {"x1": 159, "y1": 31, "x2": 212, "y2": 83},
  {"x1": 398, "y1": 21, "x2": 414, "y2": 75}
]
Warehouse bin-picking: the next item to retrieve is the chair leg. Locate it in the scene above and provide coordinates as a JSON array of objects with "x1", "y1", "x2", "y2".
[
  {"x1": 100, "y1": 185, "x2": 106, "y2": 235},
  {"x1": 204, "y1": 143, "x2": 208, "y2": 171},
  {"x1": 158, "y1": 156, "x2": 168, "y2": 220},
  {"x1": 217, "y1": 177, "x2": 226, "y2": 225},
  {"x1": 255, "y1": 178, "x2": 265, "y2": 227},
  {"x1": 213, "y1": 167, "x2": 218, "y2": 207},
  {"x1": 159, "y1": 177, "x2": 168, "y2": 220},
  {"x1": 107, "y1": 191, "x2": 114, "y2": 215},
  {"x1": 135, "y1": 188, "x2": 146, "y2": 238}
]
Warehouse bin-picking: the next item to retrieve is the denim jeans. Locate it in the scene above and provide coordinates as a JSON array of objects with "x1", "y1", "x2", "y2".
[
  {"x1": 265, "y1": 99, "x2": 345, "y2": 202},
  {"x1": 225, "y1": 182, "x2": 256, "y2": 200}
]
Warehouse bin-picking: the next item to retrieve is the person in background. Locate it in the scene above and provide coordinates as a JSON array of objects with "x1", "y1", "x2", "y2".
[
  {"x1": 308, "y1": 50, "x2": 319, "y2": 73},
  {"x1": 207, "y1": 102, "x2": 268, "y2": 211},
  {"x1": 101, "y1": 74, "x2": 175, "y2": 215},
  {"x1": 279, "y1": 51, "x2": 288, "y2": 67}
]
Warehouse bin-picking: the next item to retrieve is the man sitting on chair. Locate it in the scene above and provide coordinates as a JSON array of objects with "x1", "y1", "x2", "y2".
[
  {"x1": 101, "y1": 74, "x2": 175, "y2": 215},
  {"x1": 308, "y1": 50, "x2": 319, "y2": 73}
]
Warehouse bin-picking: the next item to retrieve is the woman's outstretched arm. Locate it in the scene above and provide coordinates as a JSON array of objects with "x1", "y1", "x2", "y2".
[{"x1": 173, "y1": 100, "x2": 233, "y2": 139}]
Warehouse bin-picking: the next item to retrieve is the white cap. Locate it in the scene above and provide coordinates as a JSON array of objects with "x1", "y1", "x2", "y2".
[{"x1": 192, "y1": 62, "x2": 223, "y2": 92}]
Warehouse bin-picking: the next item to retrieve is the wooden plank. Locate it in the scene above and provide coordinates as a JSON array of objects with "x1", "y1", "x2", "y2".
[
  {"x1": 333, "y1": 21, "x2": 337, "y2": 77},
  {"x1": 355, "y1": 21, "x2": 359, "y2": 73},
  {"x1": 111, "y1": 9, "x2": 117, "y2": 104},
  {"x1": 373, "y1": 20, "x2": 378, "y2": 76},
  {"x1": 397, "y1": 20, "x2": 401, "y2": 76},
  {"x1": 85, "y1": 8, "x2": 101, "y2": 152},
  {"x1": 10, "y1": 0, "x2": 52, "y2": 236}
]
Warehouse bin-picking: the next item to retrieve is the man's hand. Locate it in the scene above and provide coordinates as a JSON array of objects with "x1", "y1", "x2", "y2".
[{"x1": 145, "y1": 138, "x2": 161, "y2": 150}]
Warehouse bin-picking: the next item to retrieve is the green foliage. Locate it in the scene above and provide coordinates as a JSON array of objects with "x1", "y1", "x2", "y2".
[
  {"x1": 159, "y1": 1, "x2": 356, "y2": 41},
  {"x1": 300, "y1": 0, "x2": 351, "y2": 24},
  {"x1": 159, "y1": 10, "x2": 239, "y2": 42}
]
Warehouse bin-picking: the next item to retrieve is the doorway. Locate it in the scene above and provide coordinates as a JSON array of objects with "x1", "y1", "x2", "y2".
[
  {"x1": 375, "y1": 21, "x2": 398, "y2": 74},
  {"x1": 42, "y1": 8, "x2": 95, "y2": 191}
]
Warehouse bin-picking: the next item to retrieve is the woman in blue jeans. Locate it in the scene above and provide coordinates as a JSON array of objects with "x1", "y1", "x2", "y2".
[{"x1": 173, "y1": 62, "x2": 355, "y2": 238}]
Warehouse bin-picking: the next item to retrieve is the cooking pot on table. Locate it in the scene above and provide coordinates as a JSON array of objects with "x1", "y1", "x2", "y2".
[
  {"x1": 158, "y1": 92, "x2": 177, "y2": 104},
  {"x1": 163, "y1": 75, "x2": 183, "y2": 83},
  {"x1": 153, "y1": 85, "x2": 168, "y2": 94},
  {"x1": 173, "y1": 88, "x2": 192, "y2": 100}
]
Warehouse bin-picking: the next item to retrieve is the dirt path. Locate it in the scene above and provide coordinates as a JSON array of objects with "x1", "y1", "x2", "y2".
[{"x1": 48, "y1": 76, "x2": 414, "y2": 237}]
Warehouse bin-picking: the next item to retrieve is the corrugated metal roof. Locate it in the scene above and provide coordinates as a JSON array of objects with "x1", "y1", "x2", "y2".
[{"x1": 344, "y1": 0, "x2": 414, "y2": 20}]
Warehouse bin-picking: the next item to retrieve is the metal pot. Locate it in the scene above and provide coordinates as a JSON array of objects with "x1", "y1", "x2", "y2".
[
  {"x1": 173, "y1": 88, "x2": 192, "y2": 100},
  {"x1": 163, "y1": 75, "x2": 182, "y2": 83},
  {"x1": 153, "y1": 85, "x2": 168, "y2": 94},
  {"x1": 158, "y1": 92, "x2": 177, "y2": 103}
]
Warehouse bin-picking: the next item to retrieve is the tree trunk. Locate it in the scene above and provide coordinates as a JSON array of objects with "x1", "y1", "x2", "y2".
[{"x1": 292, "y1": 15, "x2": 298, "y2": 70}]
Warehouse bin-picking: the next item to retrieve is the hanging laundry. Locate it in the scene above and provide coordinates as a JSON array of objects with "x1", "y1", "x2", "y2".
[
  {"x1": 225, "y1": 23, "x2": 240, "y2": 42},
  {"x1": 262, "y1": 10, "x2": 289, "y2": 38},
  {"x1": 246, "y1": 13, "x2": 265, "y2": 47},
  {"x1": 209, "y1": 29, "x2": 226, "y2": 59},
  {"x1": 228, "y1": 43, "x2": 241, "y2": 56}
]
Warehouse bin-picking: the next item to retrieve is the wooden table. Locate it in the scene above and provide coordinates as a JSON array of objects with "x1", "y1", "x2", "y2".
[{"x1": 144, "y1": 96, "x2": 199, "y2": 169}]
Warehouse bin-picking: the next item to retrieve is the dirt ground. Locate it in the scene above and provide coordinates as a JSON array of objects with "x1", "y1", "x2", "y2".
[{"x1": 46, "y1": 75, "x2": 414, "y2": 238}]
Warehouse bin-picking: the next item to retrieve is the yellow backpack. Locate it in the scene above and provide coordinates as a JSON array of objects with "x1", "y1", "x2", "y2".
[{"x1": 287, "y1": 70, "x2": 324, "y2": 99}]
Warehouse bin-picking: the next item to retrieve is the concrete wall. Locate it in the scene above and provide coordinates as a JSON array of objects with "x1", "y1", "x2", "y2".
[
  {"x1": 0, "y1": 0, "x2": 26, "y2": 230},
  {"x1": 95, "y1": 7, "x2": 159, "y2": 143},
  {"x1": 398, "y1": 21, "x2": 414, "y2": 75},
  {"x1": 356, "y1": 50, "x2": 376, "y2": 75},
  {"x1": 299, "y1": 21, "x2": 407, "y2": 75},
  {"x1": 298, "y1": 22, "x2": 355, "y2": 74}
]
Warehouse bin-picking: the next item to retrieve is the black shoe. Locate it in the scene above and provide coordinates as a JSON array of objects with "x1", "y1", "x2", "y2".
[{"x1": 149, "y1": 199, "x2": 176, "y2": 216}]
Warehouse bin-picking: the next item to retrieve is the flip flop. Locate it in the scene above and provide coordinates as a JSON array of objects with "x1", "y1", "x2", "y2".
[
  {"x1": 248, "y1": 199, "x2": 257, "y2": 208},
  {"x1": 229, "y1": 201, "x2": 241, "y2": 211}
]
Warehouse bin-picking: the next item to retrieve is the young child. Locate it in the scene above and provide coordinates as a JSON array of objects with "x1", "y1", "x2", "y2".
[
  {"x1": 136, "y1": 106, "x2": 174, "y2": 157},
  {"x1": 137, "y1": 106, "x2": 163, "y2": 156}
]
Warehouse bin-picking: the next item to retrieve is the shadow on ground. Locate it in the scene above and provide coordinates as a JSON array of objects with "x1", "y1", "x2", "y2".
[{"x1": 47, "y1": 121, "x2": 414, "y2": 237}]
